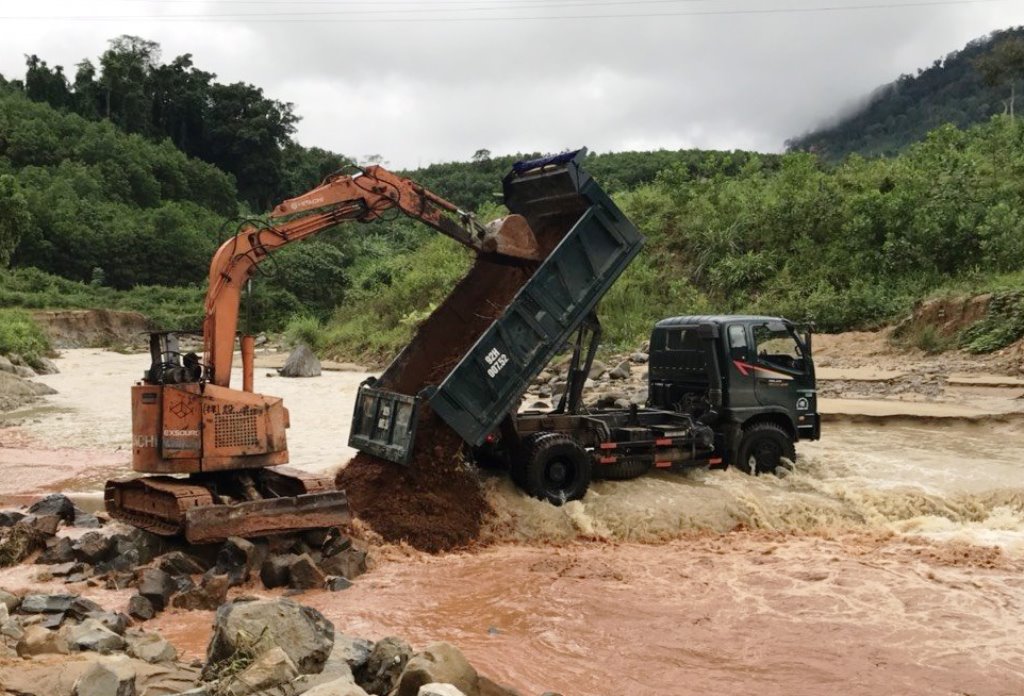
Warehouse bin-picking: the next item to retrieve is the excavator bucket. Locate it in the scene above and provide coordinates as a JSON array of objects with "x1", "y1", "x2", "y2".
[{"x1": 481, "y1": 214, "x2": 540, "y2": 260}]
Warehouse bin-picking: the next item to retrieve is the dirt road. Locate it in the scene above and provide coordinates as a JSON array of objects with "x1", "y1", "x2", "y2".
[{"x1": 1, "y1": 346, "x2": 1023, "y2": 695}]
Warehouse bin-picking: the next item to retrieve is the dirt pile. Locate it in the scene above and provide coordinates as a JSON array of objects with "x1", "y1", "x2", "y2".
[{"x1": 337, "y1": 202, "x2": 586, "y2": 552}]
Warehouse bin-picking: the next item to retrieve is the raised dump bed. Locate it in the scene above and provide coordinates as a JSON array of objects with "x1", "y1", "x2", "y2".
[{"x1": 349, "y1": 149, "x2": 644, "y2": 464}]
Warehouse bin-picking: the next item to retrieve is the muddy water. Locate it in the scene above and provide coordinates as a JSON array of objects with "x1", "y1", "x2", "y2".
[{"x1": 4, "y1": 350, "x2": 1024, "y2": 694}]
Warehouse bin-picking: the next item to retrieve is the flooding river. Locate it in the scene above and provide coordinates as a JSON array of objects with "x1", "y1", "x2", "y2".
[{"x1": 2, "y1": 350, "x2": 1023, "y2": 695}]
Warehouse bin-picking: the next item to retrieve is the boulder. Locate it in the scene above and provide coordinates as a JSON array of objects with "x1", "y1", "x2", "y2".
[
  {"x1": 14, "y1": 365, "x2": 37, "y2": 379},
  {"x1": 418, "y1": 685, "x2": 468, "y2": 696},
  {"x1": 222, "y1": 646, "x2": 298, "y2": 696},
  {"x1": 127, "y1": 594, "x2": 155, "y2": 621},
  {"x1": 65, "y1": 596, "x2": 105, "y2": 621},
  {"x1": 260, "y1": 554, "x2": 296, "y2": 589},
  {"x1": 629, "y1": 352, "x2": 649, "y2": 364},
  {"x1": 38, "y1": 536, "x2": 76, "y2": 564},
  {"x1": 158, "y1": 551, "x2": 207, "y2": 576},
  {"x1": 172, "y1": 572, "x2": 229, "y2": 611},
  {"x1": 355, "y1": 636, "x2": 412, "y2": 696},
  {"x1": 609, "y1": 361, "x2": 631, "y2": 380},
  {"x1": 34, "y1": 357, "x2": 60, "y2": 375},
  {"x1": 289, "y1": 553, "x2": 327, "y2": 590},
  {"x1": 395, "y1": 643, "x2": 478, "y2": 696},
  {"x1": 215, "y1": 537, "x2": 266, "y2": 587},
  {"x1": 319, "y1": 548, "x2": 367, "y2": 580},
  {"x1": 0, "y1": 588, "x2": 20, "y2": 612},
  {"x1": 279, "y1": 344, "x2": 321, "y2": 378},
  {"x1": 72, "y1": 655, "x2": 137, "y2": 696},
  {"x1": 18, "y1": 512, "x2": 61, "y2": 536},
  {"x1": 0, "y1": 510, "x2": 25, "y2": 528},
  {"x1": 125, "y1": 629, "x2": 178, "y2": 663},
  {"x1": 112, "y1": 528, "x2": 165, "y2": 565},
  {"x1": 137, "y1": 568, "x2": 175, "y2": 611},
  {"x1": 28, "y1": 494, "x2": 76, "y2": 524},
  {"x1": 19, "y1": 593, "x2": 76, "y2": 614},
  {"x1": 327, "y1": 577, "x2": 352, "y2": 592},
  {"x1": 0, "y1": 354, "x2": 14, "y2": 373},
  {"x1": 71, "y1": 508, "x2": 102, "y2": 529},
  {"x1": 334, "y1": 634, "x2": 374, "y2": 672},
  {"x1": 205, "y1": 598, "x2": 334, "y2": 677},
  {"x1": 16, "y1": 624, "x2": 70, "y2": 656},
  {"x1": 67, "y1": 617, "x2": 126, "y2": 653},
  {"x1": 86, "y1": 610, "x2": 129, "y2": 636}
]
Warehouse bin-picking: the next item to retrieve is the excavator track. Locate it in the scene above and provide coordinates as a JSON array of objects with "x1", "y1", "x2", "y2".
[{"x1": 105, "y1": 467, "x2": 350, "y2": 544}]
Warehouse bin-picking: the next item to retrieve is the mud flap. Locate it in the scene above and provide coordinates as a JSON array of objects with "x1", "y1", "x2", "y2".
[{"x1": 183, "y1": 491, "x2": 350, "y2": 544}]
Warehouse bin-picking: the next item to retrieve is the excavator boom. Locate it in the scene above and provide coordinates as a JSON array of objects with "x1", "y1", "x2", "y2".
[{"x1": 106, "y1": 164, "x2": 539, "y2": 542}]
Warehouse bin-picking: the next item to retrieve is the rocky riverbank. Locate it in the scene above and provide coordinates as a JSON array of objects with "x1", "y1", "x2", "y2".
[{"x1": 0, "y1": 493, "x2": 533, "y2": 696}]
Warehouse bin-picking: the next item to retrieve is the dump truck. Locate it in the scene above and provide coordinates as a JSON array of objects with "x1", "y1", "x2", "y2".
[{"x1": 349, "y1": 150, "x2": 821, "y2": 504}]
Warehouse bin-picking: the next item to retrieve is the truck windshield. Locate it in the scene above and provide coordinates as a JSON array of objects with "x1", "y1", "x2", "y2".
[{"x1": 752, "y1": 323, "x2": 805, "y2": 372}]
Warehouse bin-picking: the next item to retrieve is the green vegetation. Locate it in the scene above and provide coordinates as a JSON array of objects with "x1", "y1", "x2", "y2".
[
  {"x1": 0, "y1": 308, "x2": 51, "y2": 367},
  {"x1": 788, "y1": 27, "x2": 1024, "y2": 159},
  {"x1": 960, "y1": 292, "x2": 1024, "y2": 353}
]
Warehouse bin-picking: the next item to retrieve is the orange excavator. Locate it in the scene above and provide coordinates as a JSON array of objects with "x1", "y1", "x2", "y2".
[{"x1": 104, "y1": 165, "x2": 539, "y2": 543}]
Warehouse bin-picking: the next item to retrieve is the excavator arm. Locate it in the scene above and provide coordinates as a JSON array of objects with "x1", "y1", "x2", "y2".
[{"x1": 204, "y1": 165, "x2": 539, "y2": 387}]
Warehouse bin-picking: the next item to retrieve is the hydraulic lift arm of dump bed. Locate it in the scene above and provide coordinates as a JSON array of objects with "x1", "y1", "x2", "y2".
[{"x1": 106, "y1": 165, "x2": 541, "y2": 543}]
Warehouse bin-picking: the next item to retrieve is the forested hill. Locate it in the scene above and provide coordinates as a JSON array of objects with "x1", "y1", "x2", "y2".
[{"x1": 787, "y1": 26, "x2": 1023, "y2": 159}]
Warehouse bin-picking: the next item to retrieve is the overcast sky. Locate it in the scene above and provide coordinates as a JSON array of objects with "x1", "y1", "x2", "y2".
[{"x1": 1, "y1": 0, "x2": 1023, "y2": 167}]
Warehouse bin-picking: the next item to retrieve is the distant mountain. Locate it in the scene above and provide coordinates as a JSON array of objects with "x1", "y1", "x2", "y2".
[{"x1": 787, "y1": 27, "x2": 1023, "y2": 159}]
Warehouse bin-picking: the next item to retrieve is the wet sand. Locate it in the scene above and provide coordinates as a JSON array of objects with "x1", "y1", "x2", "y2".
[{"x1": 2, "y1": 349, "x2": 1024, "y2": 695}]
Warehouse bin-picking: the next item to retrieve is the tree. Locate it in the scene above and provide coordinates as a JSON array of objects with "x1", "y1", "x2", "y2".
[
  {"x1": 974, "y1": 36, "x2": 1024, "y2": 116},
  {"x1": 472, "y1": 148, "x2": 491, "y2": 162},
  {"x1": 98, "y1": 35, "x2": 160, "y2": 132},
  {"x1": 0, "y1": 175, "x2": 31, "y2": 267},
  {"x1": 24, "y1": 55, "x2": 70, "y2": 110}
]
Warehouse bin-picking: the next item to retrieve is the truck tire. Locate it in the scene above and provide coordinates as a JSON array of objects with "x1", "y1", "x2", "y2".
[
  {"x1": 736, "y1": 422, "x2": 795, "y2": 476},
  {"x1": 593, "y1": 459, "x2": 652, "y2": 481},
  {"x1": 518, "y1": 432, "x2": 591, "y2": 505}
]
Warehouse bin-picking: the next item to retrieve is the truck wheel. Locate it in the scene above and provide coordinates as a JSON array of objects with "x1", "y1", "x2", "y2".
[
  {"x1": 520, "y1": 432, "x2": 591, "y2": 505},
  {"x1": 593, "y1": 459, "x2": 652, "y2": 481},
  {"x1": 736, "y1": 422, "x2": 795, "y2": 475}
]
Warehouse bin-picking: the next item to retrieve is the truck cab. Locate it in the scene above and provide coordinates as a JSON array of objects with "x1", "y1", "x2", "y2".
[{"x1": 648, "y1": 315, "x2": 819, "y2": 473}]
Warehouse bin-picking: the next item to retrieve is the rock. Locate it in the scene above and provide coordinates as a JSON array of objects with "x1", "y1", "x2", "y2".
[
  {"x1": 418, "y1": 685, "x2": 467, "y2": 696},
  {"x1": 66, "y1": 596, "x2": 104, "y2": 621},
  {"x1": 173, "y1": 574, "x2": 196, "y2": 594},
  {"x1": 14, "y1": 364, "x2": 37, "y2": 378},
  {"x1": 609, "y1": 360, "x2": 631, "y2": 380},
  {"x1": 71, "y1": 508, "x2": 102, "y2": 528},
  {"x1": 279, "y1": 344, "x2": 322, "y2": 378},
  {"x1": 34, "y1": 357, "x2": 60, "y2": 375},
  {"x1": 395, "y1": 643, "x2": 478, "y2": 696},
  {"x1": 17, "y1": 624, "x2": 70, "y2": 656},
  {"x1": 0, "y1": 354, "x2": 14, "y2": 373},
  {"x1": 629, "y1": 352, "x2": 649, "y2": 364},
  {"x1": 126, "y1": 629, "x2": 178, "y2": 663},
  {"x1": 319, "y1": 548, "x2": 367, "y2": 580},
  {"x1": 0, "y1": 510, "x2": 25, "y2": 527},
  {"x1": 613, "y1": 398, "x2": 632, "y2": 410},
  {"x1": 0, "y1": 589, "x2": 18, "y2": 613},
  {"x1": 205, "y1": 598, "x2": 335, "y2": 678},
  {"x1": 215, "y1": 537, "x2": 265, "y2": 587},
  {"x1": 222, "y1": 646, "x2": 299, "y2": 696},
  {"x1": 38, "y1": 536, "x2": 76, "y2": 564},
  {"x1": 49, "y1": 560, "x2": 85, "y2": 577},
  {"x1": 355, "y1": 636, "x2": 412, "y2": 696},
  {"x1": 72, "y1": 655, "x2": 137, "y2": 696},
  {"x1": 172, "y1": 572, "x2": 229, "y2": 611},
  {"x1": 303, "y1": 678, "x2": 371, "y2": 696},
  {"x1": 137, "y1": 568, "x2": 175, "y2": 611},
  {"x1": 86, "y1": 610, "x2": 129, "y2": 635},
  {"x1": 260, "y1": 554, "x2": 296, "y2": 589},
  {"x1": 2, "y1": 615, "x2": 24, "y2": 641},
  {"x1": 334, "y1": 634, "x2": 374, "y2": 672},
  {"x1": 158, "y1": 551, "x2": 206, "y2": 576},
  {"x1": 19, "y1": 512, "x2": 61, "y2": 536},
  {"x1": 67, "y1": 617, "x2": 126, "y2": 653},
  {"x1": 326, "y1": 577, "x2": 352, "y2": 592},
  {"x1": 290, "y1": 553, "x2": 327, "y2": 590},
  {"x1": 113, "y1": 528, "x2": 164, "y2": 564},
  {"x1": 127, "y1": 594, "x2": 155, "y2": 621},
  {"x1": 19, "y1": 593, "x2": 76, "y2": 614},
  {"x1": 28, "y1": 494, "x2": 76, "y2": 524}
]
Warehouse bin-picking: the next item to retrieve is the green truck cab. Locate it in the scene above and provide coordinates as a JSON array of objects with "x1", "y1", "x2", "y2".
[{"x1": 648, "y1": 315, "x2": 819, "y2": 475}]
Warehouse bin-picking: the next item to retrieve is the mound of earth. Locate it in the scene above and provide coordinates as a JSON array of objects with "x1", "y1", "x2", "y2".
[{"x1": 32, "y1": 309, "x2": 152, "y2": 349}]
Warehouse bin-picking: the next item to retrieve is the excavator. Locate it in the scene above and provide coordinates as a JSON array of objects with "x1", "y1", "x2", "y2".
[{"x1": 104, "y1": 164, "x2": 540, "y2": 543}]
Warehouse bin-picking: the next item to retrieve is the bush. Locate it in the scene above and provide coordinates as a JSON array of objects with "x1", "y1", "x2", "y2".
[
  {"x1": 0, "y1": 308, "x2": 51, "y2": 366},
  {"x1": 284, "y1": 314, "x2": 326, "y2": 351}
]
